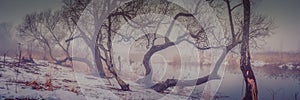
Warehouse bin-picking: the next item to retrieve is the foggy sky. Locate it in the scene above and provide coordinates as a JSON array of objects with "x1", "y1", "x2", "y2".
[
  {"x1": 255, "y1": 0, "x2": 300, "y2": 52},
  {"x1": 0, "y1": 0, "x2": 299, "y2": 52},
  {"x1": 0, "y1": 0, "x2": 62, "y2": 24}
]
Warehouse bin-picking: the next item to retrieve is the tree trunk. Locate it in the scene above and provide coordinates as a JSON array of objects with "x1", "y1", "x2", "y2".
[
  {"x1": 210, "y1": 48, "x2": 229, "y2": 78},
  {"x1": 151, "y1": 47, "x2": 233, "y2": 92},
  {"x1": 3, "y1": 53, "x2": 6, "y2": 67},
  {"x1": 94, "y1": 45, "x2": 106, "y2": 77},
  {"x1": 240, "y1": 0, "x2": 258, "y2": 100},
  {"x1": 151, "y1": 75, "x2": 210, "y2": 92},
  {"x1": 118, "y1": 56, "x2": 122, "y2": 72},
  {"x1": 28, "y1": 43, "x2": 34, "y2": 63},
  {"x1": 140, "y1": 47, "x2": 155, "y2": 86},
  {"x1": 106, "y1": 17, "x2": 130, "y2": 91},
  {"x1": 138, "y1": 42, "x2": 175, "y2": 87},
  {"x1": 18, "y1": 43, "x2": 22, "y2": 67},
  {"x1": 225, "y1": 0, "x2": 236, "y2": 43}
]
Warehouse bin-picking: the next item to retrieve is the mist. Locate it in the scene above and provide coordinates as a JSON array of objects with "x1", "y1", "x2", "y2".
[{"x1": 0, "y1": 22, "x2": 17, "y2": 54}]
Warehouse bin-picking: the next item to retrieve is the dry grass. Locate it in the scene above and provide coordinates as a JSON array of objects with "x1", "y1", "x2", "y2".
[
  {"x1": 45, "y1": 78, "x2": 53, "y2": 91},
  {"x1": 26, "y1": 80, "x2": 41, "y2": 90}
]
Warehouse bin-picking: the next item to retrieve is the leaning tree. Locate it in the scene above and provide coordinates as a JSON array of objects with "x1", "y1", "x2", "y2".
[
  {"x1": 105, "y1": 0, "x2": 213, "y2": 88},
  {"x1": 63, "y1": 0, "x2": 274, "y2": 94},
  {"x1": 150, "y1": 0, "x2": 275, "y2": 93}
]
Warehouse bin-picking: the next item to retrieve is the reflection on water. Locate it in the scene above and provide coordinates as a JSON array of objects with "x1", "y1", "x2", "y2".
[
  {"x1": 218, "y1": 69, "x2": 300, "y2": 100},
  {"x1": 149, "y1": 61, "x2": 300, "y2": 99},
  {"x1": 122, "y1": 50, "x2": 300, "y2": 99}
]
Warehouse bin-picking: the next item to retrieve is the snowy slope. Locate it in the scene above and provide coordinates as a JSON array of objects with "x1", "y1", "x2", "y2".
[{"x1": 0, "y1": 57, "x2": 192, "y2": 100}]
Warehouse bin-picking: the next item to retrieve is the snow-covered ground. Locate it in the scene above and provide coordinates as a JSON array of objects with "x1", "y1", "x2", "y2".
[
  {"x1": 0, "y1": 57, "x2": 85, "y2": 99},
  {"x1": 2, "y1": 56, "x2": 298, "y2": 100},
  {"x1": 0, "y1": 57, "x2": 196, "y2": 100}
]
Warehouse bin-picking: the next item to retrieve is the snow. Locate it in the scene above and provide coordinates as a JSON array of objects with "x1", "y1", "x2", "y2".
[
  {"x1": 0, "y1": 58, "x2": 85, "y2": 99},
  {"x1": 0, "y1": 57, "x2": 193, "y2": 99},
  {"x1": 278, "y1": 64, "x2": 284, "y2": 69},
  {"x1": 251, "y1": 60, "x2": 267, "y2": 67},
  {"x1": 297, "y1": 66, "x2": 300, "y2": 69},
  {"x1": 278, "y1": 63, "x2": 297, "y2": 70},
  {"x1": 287, "y1": 64, "x2": 294, "y2": 70}
]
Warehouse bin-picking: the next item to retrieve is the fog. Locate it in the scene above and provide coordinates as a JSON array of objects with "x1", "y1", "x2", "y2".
[
  {"x1": 254, "y1": 0, "x2": 300, "y2": 52},
  {"x1": 0, "y1": 23, "x2": 17, "y2": 54}
]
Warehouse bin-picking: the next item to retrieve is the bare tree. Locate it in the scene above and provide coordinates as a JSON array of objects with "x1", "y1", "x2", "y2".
[
  {"x1": 103, "y1": 0, "x2": 228, "y2": 92},
  {"x1": 240, "y1": 0, "x2": 258, "y2": 99},
  {"x1": 70, "y1": 0, "x2": 208, "y2": 90},
  {"x1": 62, "y1": 0, "x2": 110, "y2": 77},
  {"x1": 63, "y1": 0, "x2": 133, "y2": 90},
  {"x1": 206, "y1": 0, "x2": 275, "y2": 77},
  {"x1": 151, "y1": 0, "x2": 275, "y2": 92},
  {"x1": 209, "y1": 0, "x2": 272, "y2": 99},
  {"x1": 60, "y1": 0, "x2": 274, "y2": 93},
  {"x1": 105, "y1": 0, "x2": 211, "y2": 87},
  {"x1": 18, "y1": 10, "x2": 74, "y2": 65}
]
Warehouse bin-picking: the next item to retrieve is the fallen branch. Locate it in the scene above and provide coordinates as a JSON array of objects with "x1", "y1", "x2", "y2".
[{"x1": 151, "y1": 75, "x2": 220, "y2": 92}]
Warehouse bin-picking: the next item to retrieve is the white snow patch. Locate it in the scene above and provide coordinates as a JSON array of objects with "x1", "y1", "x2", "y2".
[
  {"x1": 251, "y1": 60, "x2": 267, "y2": 67},
  {"x1": 287, "y1": 64, "x2": 294, "y2": 70},
  {"x1": 279, "y1": 64, "x2": 284, "y2": 69},
  {"x1": 297, "y1": 66, "x2": 300, "y2": 69},
  {"x1": 278, "y1": 63, "x2": 297, "y2": 70}
]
